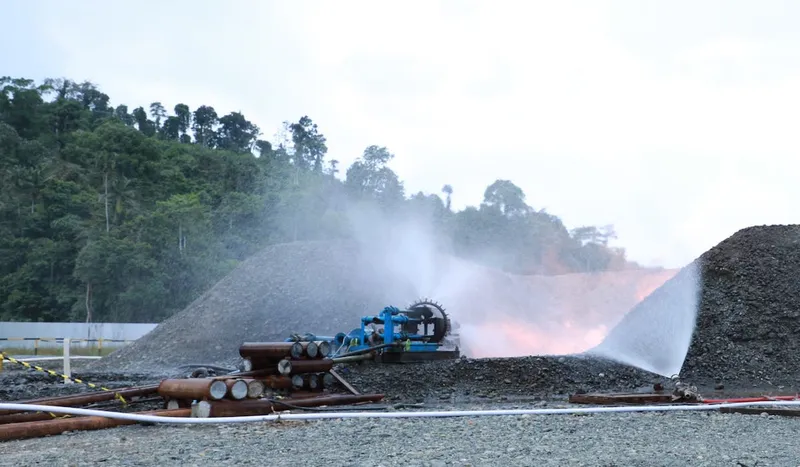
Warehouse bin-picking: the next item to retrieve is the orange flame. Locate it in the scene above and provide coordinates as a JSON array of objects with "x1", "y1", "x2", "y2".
[{"x1": 454, "y1": 268, "x2": 678, "y2": 358}]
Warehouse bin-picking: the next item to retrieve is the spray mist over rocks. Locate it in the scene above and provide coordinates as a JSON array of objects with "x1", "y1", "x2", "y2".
[
  {"x1": 88, "y1": 198, "x2": 680, "y2": 374},
  {"x1": 342, "y1": 203, "x2": 679, "y2": 361},
  {"x1": 586, "y1": 262, "x2": 701, "y2": 378}
]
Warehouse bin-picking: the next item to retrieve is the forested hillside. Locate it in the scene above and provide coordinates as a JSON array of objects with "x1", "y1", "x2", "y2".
[{"x1": 0, "y1": 76, "x2": 639, "y2": 323}]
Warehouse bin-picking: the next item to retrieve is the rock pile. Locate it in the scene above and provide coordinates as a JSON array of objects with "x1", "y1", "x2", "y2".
[
  {"x1": 594, "y1": 224, "x2": 800, "y2": 389},
  {"x1": 89, "y1": 240, "x2": 410, "y2": 374}
]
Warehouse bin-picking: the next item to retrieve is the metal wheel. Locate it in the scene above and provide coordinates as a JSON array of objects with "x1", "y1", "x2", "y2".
[{"x1": 407, "y1": 298, "x2": 450, "y2": 343}]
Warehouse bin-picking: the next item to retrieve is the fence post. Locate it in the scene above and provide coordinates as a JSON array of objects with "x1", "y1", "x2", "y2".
[{"x1": 63, "y1": 338, "x2": 73, "y2": 384}]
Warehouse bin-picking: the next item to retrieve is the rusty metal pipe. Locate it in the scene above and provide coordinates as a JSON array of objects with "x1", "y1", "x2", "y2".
[
  {"x1": 277, "y1": 358, "x2": 334, "y2": 375},
  {"x1": 291, "y1": 374, "x2": 319, "y2": 390},
  {"x1": 158, "y1": 379, "x2": 228, "y2": 401},
  {"x1": 225, "y1": 379, "x2": 248, "y2": 400},
  {"x1": 0, "y1": 408, "x2": 191, "y2": 442},
  {"x1": 315, "y1": 341, "x2": 332, "y2": 357},
  {"x1": 289, "y1": 341, "x2": 319, "y2": 359},
  {"x1": 239, "y1": 342, "x2": 300, "y2": 360},
  {"x1": 288, "y1": 391, "x2": 324, "y2": 399},
  {"x1": 191, "y1": 393, "x2": 385, "y2": 418},
  {"x1": 210, "y1": 368, "x2": 278, "y2": 379},
  {"x1": 321, "y1": 373, "x2": 334, "y2": 388},
  {"x1": 246, "y1": 380, "x2": 265, "y2": 399},
  {"x1": 241, "y1": 356, "x2": 288, "y2": 372},
  {"x1": 0, "y1": 384, "x2": 160, "y2": 416},
  {"x1": 261, "y1": 375, "x2": 293, "y2": 389},
  {"x1": 0, "y1": 412, "x2": 70, "y2": 425}
]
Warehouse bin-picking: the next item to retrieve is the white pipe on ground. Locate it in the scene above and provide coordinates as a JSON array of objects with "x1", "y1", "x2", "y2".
[{"x1": 0, "y1": 400, "x2": 799, "y2": 425}]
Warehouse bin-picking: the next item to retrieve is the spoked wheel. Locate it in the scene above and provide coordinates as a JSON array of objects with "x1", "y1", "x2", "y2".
[{"x1": 406, "y1": 298, "x2": 450, "y2": 344}]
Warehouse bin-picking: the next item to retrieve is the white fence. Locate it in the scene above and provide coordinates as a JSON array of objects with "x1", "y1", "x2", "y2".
[
  {"x1": 0, "y1": 322, "x2": 157, "y2": 351},
  {"x1": 0, "y1": 322, "x2": 158, "y2": 380}
]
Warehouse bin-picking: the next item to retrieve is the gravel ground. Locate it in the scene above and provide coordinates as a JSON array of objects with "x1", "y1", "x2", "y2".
[{"x1": 0, "y1": 403, "x2": 798, "y2": 466}]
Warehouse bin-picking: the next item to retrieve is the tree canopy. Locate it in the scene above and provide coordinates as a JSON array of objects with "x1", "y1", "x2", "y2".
[{"x1": 0, "y1": 76, "x2": 640, "y2": 323}]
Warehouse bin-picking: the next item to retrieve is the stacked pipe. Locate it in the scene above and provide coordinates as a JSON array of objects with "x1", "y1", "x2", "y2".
[
  {"x1": 0, "y1": 340, "x2": 381, "y2": 441},
  {"x1": 156, "y1": 342, "x2": 345, "y2": 420},
  {"x1": 0, "y1": 380, "x2": 383, "y2": 441},
  {"x1": 238, "y1": 341, "x2": 335, "y2": 396}
]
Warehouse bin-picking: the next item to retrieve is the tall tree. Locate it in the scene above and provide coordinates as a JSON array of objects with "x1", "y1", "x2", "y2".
[
  {"x1": 192, "y1": 105, "x2": 218, "y2": 147},
  {"x1": 289, "y1": 116, "x2": 327, "y2": 171}
]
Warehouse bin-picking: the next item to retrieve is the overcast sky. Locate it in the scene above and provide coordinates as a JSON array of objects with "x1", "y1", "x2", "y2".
[{"x1": 4, "y1": 0, "x2": 799, "y2": 268}]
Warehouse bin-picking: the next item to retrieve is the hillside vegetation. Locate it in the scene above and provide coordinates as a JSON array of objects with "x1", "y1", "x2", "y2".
[{"x1": 0, "y1": 76, "x2": 640, "y2": 323}]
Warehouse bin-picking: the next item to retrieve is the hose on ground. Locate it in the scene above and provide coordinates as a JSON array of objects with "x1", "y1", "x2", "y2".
[
  {"x1": 1, "y1": 400, "x2": 800, "y2": 424},
  {"x1": 332, "y1": 343, "x2": 396, "y2": 360}
]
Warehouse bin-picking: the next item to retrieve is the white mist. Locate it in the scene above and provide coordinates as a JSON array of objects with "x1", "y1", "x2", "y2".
[{"x1": 586, "y1": 262, "x2": 701, "y2": 377}]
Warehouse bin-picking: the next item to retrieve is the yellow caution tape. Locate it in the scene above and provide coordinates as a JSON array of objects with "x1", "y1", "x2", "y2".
[{"x1": 0, "y1": 351, "x2": 127, "y2": 405}]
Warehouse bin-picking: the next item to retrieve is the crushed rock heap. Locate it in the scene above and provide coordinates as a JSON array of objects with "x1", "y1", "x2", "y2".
[
  {"x1": 593, "y1": 224, "x2": 800, "y2": 389},
  {"x1": 88, "y1": 238, "x2": 673, "y2": 375},
  {"x1": 89, "y1": 240, "x2": 412, "y2": 374}
]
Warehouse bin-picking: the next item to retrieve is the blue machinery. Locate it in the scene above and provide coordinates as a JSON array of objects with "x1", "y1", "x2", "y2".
[{"x1": 286, "y1": 299, "x2": 460, "y2": 363}]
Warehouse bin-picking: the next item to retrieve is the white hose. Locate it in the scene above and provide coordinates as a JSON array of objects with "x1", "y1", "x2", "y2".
[{"x1": 1, "y1": 400, "x2": 800, "y2": 424}]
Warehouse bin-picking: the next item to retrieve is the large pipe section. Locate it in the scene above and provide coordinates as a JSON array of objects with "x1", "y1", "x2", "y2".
[
  {"x1": 157, "y1": 379, "x2": 228, "y2": 401},
  {"x1": 291, "y1": 374, "x2": 319, "y2": 390},
  {"x1": 0, "y1": 412, "x2": 69, "y2": 425},
  {"x1": 0, "y1": 384, "x2": 160, "y2": 416},
  {"x1": 239, "y1": 341, "x2": 332, "y2": 371},
  {"x1": 239, "y1": 341, "x2": 328, "y2": 361},
  {"x1": 224, "y1": 379, "x2": 248, "y2": 400},
  {"x1": 0, "y1": 408, "x2": 191, "y2": 442},
  {"x1": 191, "y1": 394, "x2": 386, "y2": 418},
  {"x1": 277, "y1": 358, "x2": 334, "y2": 376}
]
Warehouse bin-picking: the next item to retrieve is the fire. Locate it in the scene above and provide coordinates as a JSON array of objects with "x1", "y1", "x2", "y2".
[{"x1": 453, "y1": 268, "x2": 678, "y2": 358}]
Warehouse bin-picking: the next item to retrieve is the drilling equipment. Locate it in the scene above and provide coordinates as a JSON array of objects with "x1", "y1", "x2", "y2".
[{"x1": 286, "y1": 299, "x2": 460, "y2": 363}]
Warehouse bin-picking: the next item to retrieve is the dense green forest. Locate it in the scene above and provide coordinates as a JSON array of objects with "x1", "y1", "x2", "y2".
[{"x1": 0, "y1": 76, "x2": 638, "y2": 323}]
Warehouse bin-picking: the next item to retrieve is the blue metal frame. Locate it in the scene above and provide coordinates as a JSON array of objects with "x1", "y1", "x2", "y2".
[{"x1": 286, "y1": 305, "x2": 442, "y2": 357}]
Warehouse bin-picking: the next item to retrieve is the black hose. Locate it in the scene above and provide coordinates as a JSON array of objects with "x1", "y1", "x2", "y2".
[{"x1": 333, "y1": 343, "x2": 398, "y2": 360}]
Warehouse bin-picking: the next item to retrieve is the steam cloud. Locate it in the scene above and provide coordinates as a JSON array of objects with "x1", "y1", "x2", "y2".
[{"x1": 337, "y1": 201, "x2": 695, "y2": 377}]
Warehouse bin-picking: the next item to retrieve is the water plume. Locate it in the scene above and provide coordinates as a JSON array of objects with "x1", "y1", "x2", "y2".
[{"x1": 585, "y1": 261, "x2": 701, "y2": 377}]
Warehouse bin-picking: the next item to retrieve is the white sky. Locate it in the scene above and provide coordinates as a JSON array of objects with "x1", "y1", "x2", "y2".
[{"x1": 4, "y1": 0, "x2": 800, "y2": 268}]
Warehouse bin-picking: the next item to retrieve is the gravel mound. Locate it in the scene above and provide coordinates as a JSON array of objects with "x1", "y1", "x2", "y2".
[
  {"x1": 339, "y1": 355, "x2": 669, "y2": 403},
  {"x1": 89, "y1": 240, "x2": 411, "y2": 374},
  {"x1": 593, "y1": 224, "x2": 800, "y2": 389},
  {"x1": 89, "y1": 236, "x2": 673, "y2": 376}
]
